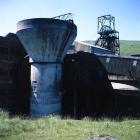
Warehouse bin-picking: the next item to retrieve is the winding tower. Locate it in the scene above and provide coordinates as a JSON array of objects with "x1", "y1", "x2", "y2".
[{"x1": 95, "y1": 15, "x2": 120, "y2": 54}]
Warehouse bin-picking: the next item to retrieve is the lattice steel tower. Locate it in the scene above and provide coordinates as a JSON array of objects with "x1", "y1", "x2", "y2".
[{"x1": 95, "y1": 15, "x2": 120, "y2": 54}]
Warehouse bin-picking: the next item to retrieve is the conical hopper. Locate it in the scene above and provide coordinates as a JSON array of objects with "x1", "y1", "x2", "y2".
[
  {"x1": 17, "y1": 18, "x2": 77, "y2": 62},
  {"x1": 16, "y1": 18, "x2": 77, "y2": 117}
]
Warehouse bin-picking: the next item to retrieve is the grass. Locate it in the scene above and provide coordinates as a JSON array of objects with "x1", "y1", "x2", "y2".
[
  {"x1": 0, "y1": 110, "x2": 140, "y2": 140},
  {"x1": 120, "y1": 40, "x2": 140, "y2": 56}
]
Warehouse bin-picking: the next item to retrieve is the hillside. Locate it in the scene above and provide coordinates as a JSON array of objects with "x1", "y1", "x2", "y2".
[
  {"x1": 120, "y1": 40, "x2": 140, "y2": 56},
  {"x1": 84, "y1": 40, "x2": 140, "y2": 56}
]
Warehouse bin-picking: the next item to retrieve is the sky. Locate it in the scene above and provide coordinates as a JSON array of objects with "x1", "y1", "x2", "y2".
[{"x1": 0, "y1": 0, "x2": 140, "y2": 41}]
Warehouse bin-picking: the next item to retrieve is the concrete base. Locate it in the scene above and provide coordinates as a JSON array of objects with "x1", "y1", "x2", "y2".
[{"x1": 30, "y1": 63, "x2": 62, "y2": 117}]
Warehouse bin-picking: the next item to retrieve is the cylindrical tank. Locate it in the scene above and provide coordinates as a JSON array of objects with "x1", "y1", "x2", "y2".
[
  {"x1": 30, "y1": 64, "x2": 62, "y2": 116},
  {"x1": 16, "y1": 18, "x2": 77, "y2": 117}
]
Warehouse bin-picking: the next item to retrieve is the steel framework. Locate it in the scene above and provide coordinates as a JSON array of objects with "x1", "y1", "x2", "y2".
[
  {"x1": 52, "y1": 13, "x2": 73, "y2": 23},
  {"x1": 95, "y1": 15, "x2": 120, "y2": 55}
]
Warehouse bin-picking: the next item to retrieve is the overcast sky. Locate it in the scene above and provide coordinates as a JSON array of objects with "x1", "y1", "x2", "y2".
[{"x1": 0, "y1": 0, "x2": 140, "y2": 41}]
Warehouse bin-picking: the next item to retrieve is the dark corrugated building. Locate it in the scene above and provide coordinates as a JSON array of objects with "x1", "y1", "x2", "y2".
[
  {"x1": 0, "y1": 33, "x2": 30, "y2": 115},
  {"x1": 62, "y1": 52, "x2": 115, "y2": 118},
  {"x1": 62, "y1": 52, "x2": 140, "y2": 118}
]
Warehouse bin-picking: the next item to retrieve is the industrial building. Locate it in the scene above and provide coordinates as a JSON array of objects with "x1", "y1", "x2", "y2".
[
  {"x1": 0, "y1": 14, "x2": 139, "y2": 118},
  {"x1": 0, "y1": 33, "x2": 30, "y2": 115},
  {"x1": 68, "y1": 41, "x2": 114, "y2": 55}
]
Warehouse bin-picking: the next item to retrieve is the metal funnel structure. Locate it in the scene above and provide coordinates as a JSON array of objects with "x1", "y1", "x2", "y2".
[{"x1": 16, "y1": 17, "x2": 77, "y2": 117}]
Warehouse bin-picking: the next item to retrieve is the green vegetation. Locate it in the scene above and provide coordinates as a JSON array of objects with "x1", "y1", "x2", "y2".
[
  {"x1": 0, "y1": 110, "x2": 140, "y2": 140},
  {"x1": 120, "y1": 40, "x2": 140, "y2": 56}
]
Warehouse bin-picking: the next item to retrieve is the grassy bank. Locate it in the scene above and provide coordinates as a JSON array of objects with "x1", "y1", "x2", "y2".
[
  {"x1": 120, "y1": 40, "x2": 140, "y2": 56},
  {"x1": 0, "y1": 110, "x2": 140, "y2": 140}
]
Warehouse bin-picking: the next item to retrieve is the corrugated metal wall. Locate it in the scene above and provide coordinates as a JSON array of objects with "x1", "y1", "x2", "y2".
[
  {"x1": 62, "y1": 52, "x2": 140, "y2": 118},
  {"x1": 0, "y1": 35, "x2": 30, "y2": 115},
  {"x1": 97, "y1": 54, "x2": 140, "y2": 79},
  {"x1": 62, "y1": 52, "x2": 115, "y2": 118}
]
